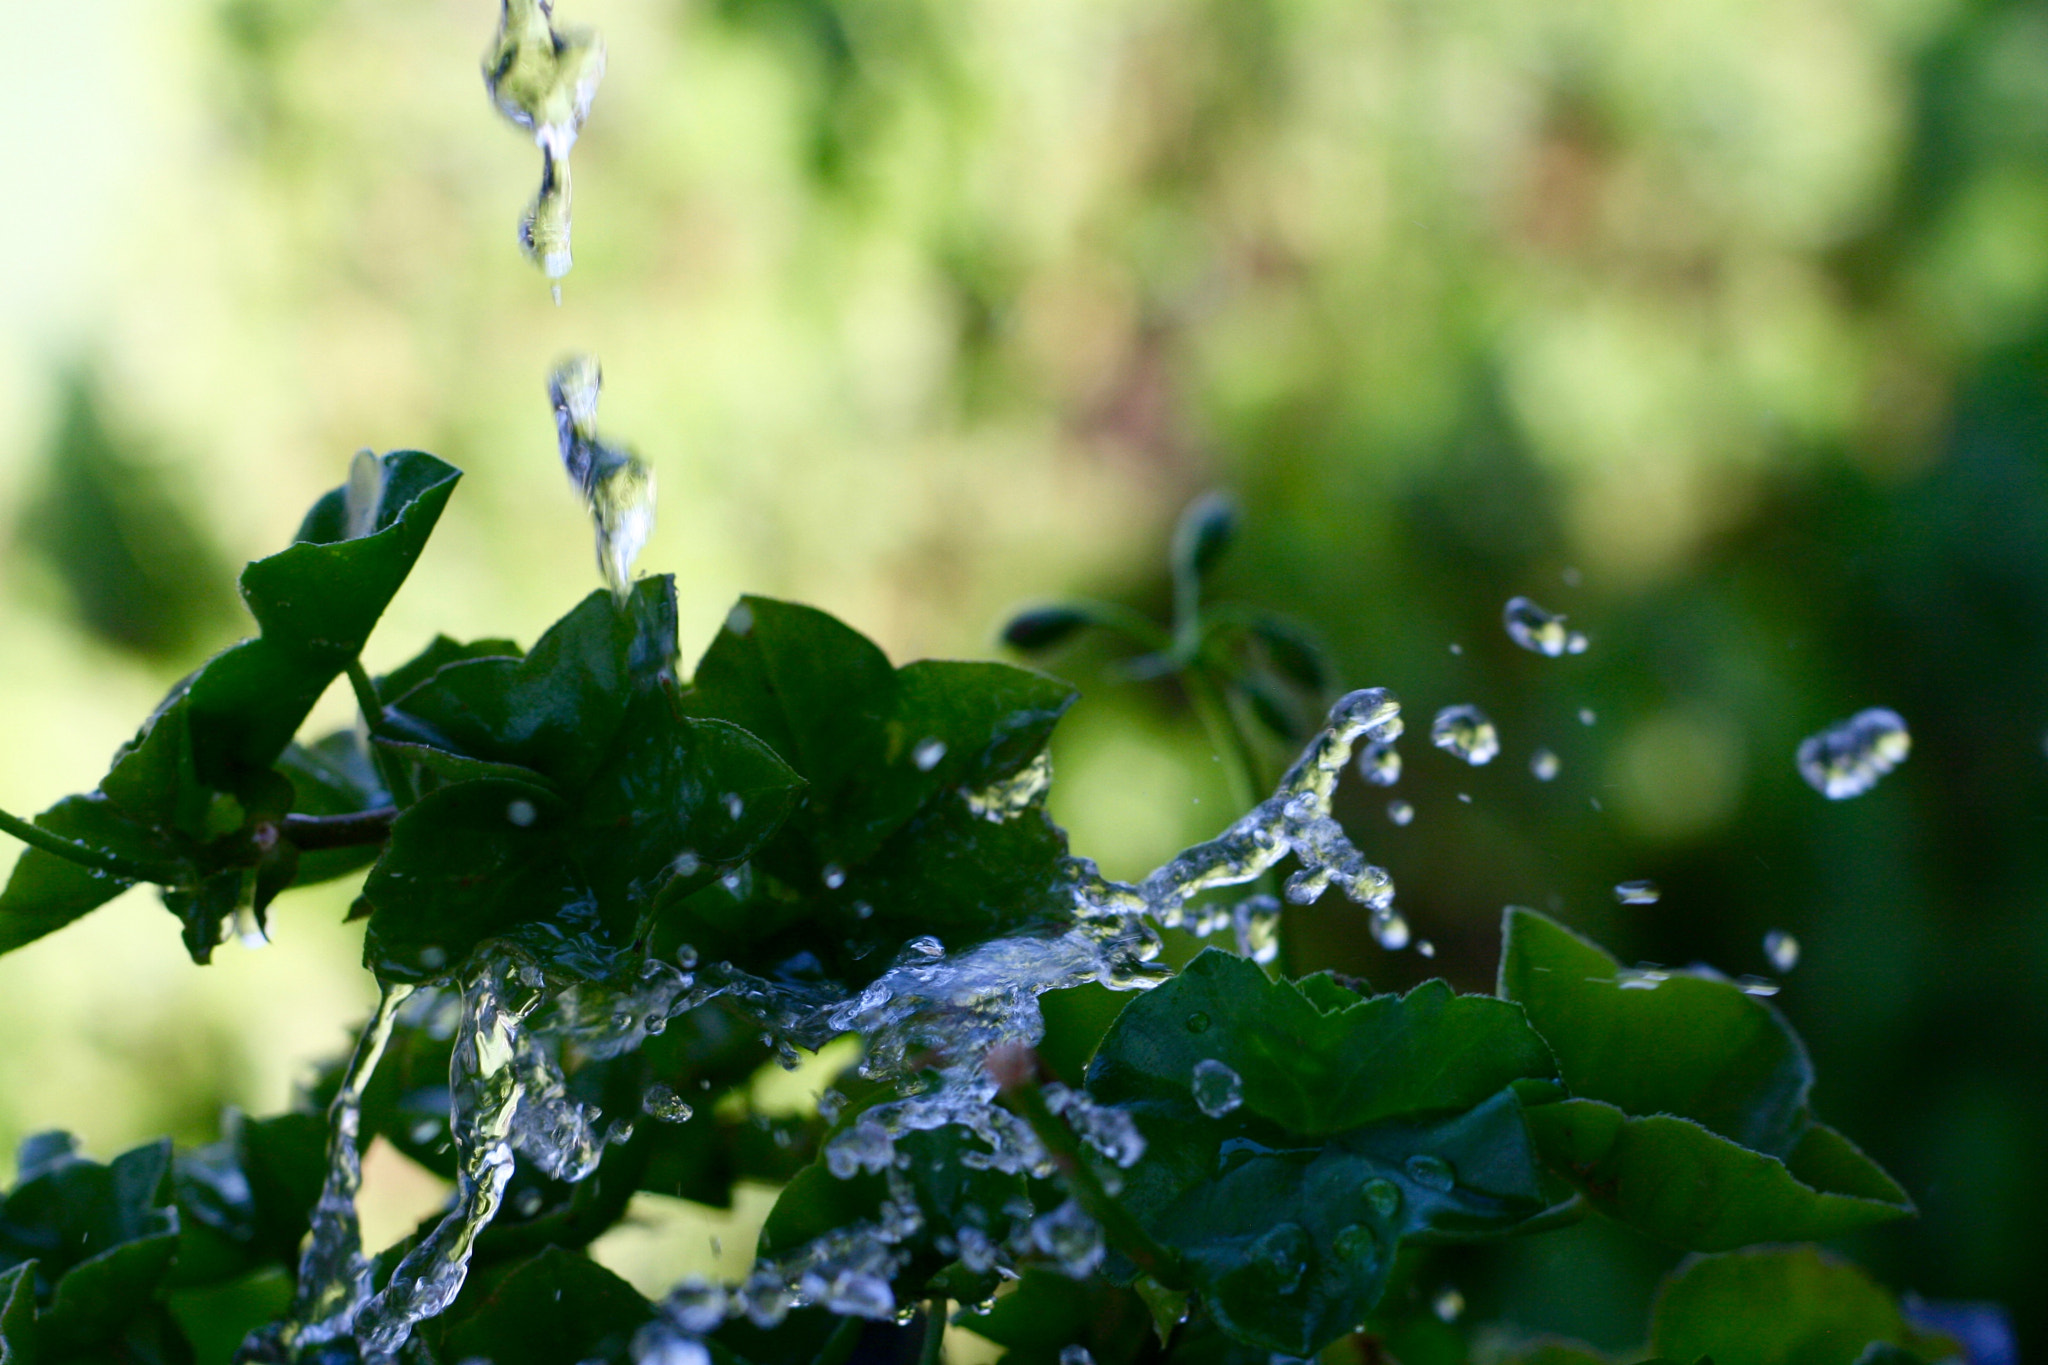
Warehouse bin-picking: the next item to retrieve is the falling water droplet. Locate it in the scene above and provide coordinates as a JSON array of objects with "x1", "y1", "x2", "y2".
[
  {"x1": 512, "y1": 1187, "x2": 544, "y2": 1217},
  {"x1": 550, "y1": 356, "x2": 654, "y2": 600},
  {"x1": 1373, "y1": 911, "x2": 1410, "y2": 951},
  {"x1": 1433, "y1": 1287, "x2": 1466, "y2": 1323},
  {"x1": 1060, "y1": 1349, "x2": 1095, "y2": 1365},
  {"x1": 913, "y1": 738, "x2": 947, "y2": 771},
  {"x1": 1613, "y1": 880, "x2": 1660, "y2": 905},
  {"x1": 1404, "y1": 1154, "x2": 1456, "y2": 1193},
  {"x1": 1416, "y1": 939, "x2": 1436, "y2": 958},
  {"x1": 1503, "y1": 596, "x2": 1574, "y2": 656},
  {"x1": 722, "y1": 793, "x2": 744, "y2": 820},
  {"x1": 1566, "y1": 631, "x2": 1588, "y2": 654},
  {"x1": 506, "y1": 799, "x2": 538, "y2": 828},
  {"x1": 484, "y1": 0, "x2": 606, "y2": 282},
  {"x1": 642, "y1": 1084, "x2": 695, "y2": 1123},
  {"x1": 1387, "y1": 799, "x2": 1415, "y2": 826},
  {"x1": 1190, "y1": 1059, "x2": 1244, "y2": 1118},
  {"x1": 1430, "y1": 705, "x2": 1499, "y2": 765},
  {"x1": 1797, "y1": 708, "x2": 1910, "y2": 799},
  {"x1": 1579, "y1": 707, "x2": 1597, "y2": 726},
  {"x1": 1764, "y1": 929, "x2": 1800, "y2": 973},
  {"x1": 1530, "y1": 748, "x2": 1560, "y2": 781},
  {"x1": 1356, "y1": 741, "x2": 1401, "y2": 786},
  {"x1": 821, "y1": 864, "x2": 846, "y2": 890},
  {"x1": 605, "y1": 1118, "x2": 635, "y2": 1145}
]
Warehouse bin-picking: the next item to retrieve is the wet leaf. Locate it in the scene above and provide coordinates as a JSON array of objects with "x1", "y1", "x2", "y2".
[
  {"x1": 1649, "y1": 1247, "x2": 1952, "y2": 1365},
  {"x1": 955, "y1": 1270, "x2": 1159, "y2": 1365},
  {"x1": 1085, "y1": 951, "x2": 1557, "y2": 1357},
  {"x1": 1498, "y1": 908, "x2": 1912, "y2": 1249},
  {"x1": 430, "y1": 1248, "x2": 652, "y2": 1365},
  {"x1": 0, "y1": 796, "x2": 173, "y2": 955}
]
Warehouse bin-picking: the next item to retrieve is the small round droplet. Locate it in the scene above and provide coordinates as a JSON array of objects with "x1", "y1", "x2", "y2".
[
  {"x1": 1387, "y1": 799, "x2": 1415, "y2": 826},
  {"x1": 1764, "y1": 929, "x2": 1800, "y2": 973},
  {"x1": 512, "y1": 1187, "x2": 545, "y2": 1217},
  {"x1": 726, "y1": 603, "x2": 754, "y2": 636},
  {"x1": 1185, "y1": 1011, "x2": 1212, "y2": 1034},
  {"x1": 1448, "y1": 642, "x2": 1464, "y2": 655},
  {"x1": 1503, "y1": 596, "x2": 1573, "y2": 656},
  {"x1": 507, "y1": 799, "x2": 538, "y2": 827},
  {"x1": 1361, "y1": 1177, "x2": 1402, "y2": 1218},
  {"x1": 1373, "y1": 911, "x2": 1411, "y2": 951},
  {"x1": 853, "y1": 900, "x2": 874, "y2": 920},
  {"x1": 1530, "y1": 748, "x2": 1560, "y2": 781},
  {"x1": 1404, "y1": 1154, "x2": 1456, "y2": 1192},
  {"x1": 722, "y1": 792, "x2": 744, "y2": 820},
  {"x1": 1797, "y1": 708, "x2": 1910, "y2": 799},
  {"x1": 409, "y1": 1118, "x2": 443, "y2": 1146},
  {"x1": 1357, "y1": 741, "x2": 1402, "y2": 787},
  {"x1": 605, "y1": 1118, "x2": 636, "y2": 1145},
  {"x1": 675, "y1": 943, "x2": 699, "y2": 969},
  {"x1": 1433, "y1": 1287, "x2": 1466, "y2": 1323},
  {"x1": 1566, "y1": 631, "x2": 1588, "y2": 654},
  {"x1": 1431, "y1": 705, "x2": 1498, "y2": 765},
  {"x1": 643, "y1": 1084, "x2": 695, "y2": 1123},
  {"x1": 913, "y1": 737, "x2": 947, "y2": 771},
  {"x1": 1614, "y1": 880, "x2": 1661, "y2": 905},
  {"x1": 1333, "y1": 1223, "x2": 1379, "y2": 1262},
  {"x1": 821, "y1": 863, "x2": 846, "y2": 890},
  {"x1": 1191, "y1": 1059, "x2": 1244, "y2": 1118},
  {"x1": 1579, "y1": 707, "x2": 1597, "y2": 726},
  {"x1": 1059, "y1": 1348, "x2": 1094, "y2": 1365},
  {"x1": 671, "y1": 851, "x2": 701, "y2": 877},
  {"x1": 1416, "y1": 939, "x2": 1436, "y2": 958}
]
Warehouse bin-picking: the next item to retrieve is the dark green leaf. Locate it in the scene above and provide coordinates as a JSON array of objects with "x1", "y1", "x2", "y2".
[
  {"x1": 0, "y1": 1262, "x2": 34, "y2": 1365},
  {"x1": 1498, "y1": 908, "x2": 1912, "y2": 1249},
  {"x1": 377, "y1": 634, "x2": 523, "y2": 705},
  {"x1": 1649, "y1": 1247, "x2": 1950, "y2": 1365},
  {"x1": 1000, "y1": 605, "x2": 1096, "y2": 653},
  {"x1": 1085, "y1": 951, "x2": 1557, "y2": 1357},
  {"x1": 277, "y1": 731, "x2": 390, "y2": 884},
  {"x1": 1173, "y1": 493, "x2": 1239, "y2": 585},
  {"x1": 433, "y1": 1248, "x2": 652, "y2": 1365},
  {"x1": 954, "y1": 1271, "x2": 1158, "y2": 1365},
  {"x1": 0, "y1": 796, "x2": 173, "y2": 955},
  {"x1": 1246, "y1": 617, "x2": 1330, "y2": 693}
]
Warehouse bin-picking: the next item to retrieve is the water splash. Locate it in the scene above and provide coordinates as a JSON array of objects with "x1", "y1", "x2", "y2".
[
  {"x1": 1797, "y1": 708, "x2": 1909, "y2": 799},
  {"x1": 551, "y1": 356, "x2": 655, "y2": 599},
  {"x1": 484, "y1": 0, "x2": 606, "y2": 284},
  {"x1": 1356, "y1": 740, "x2": 1401, "y2": 787},
  {"x1": 1430, "y1": 705, "x2": 1498, "y2": 766},
  {"x1": 1503, "y1": 596, "x2": 1575, "y2": 657}
]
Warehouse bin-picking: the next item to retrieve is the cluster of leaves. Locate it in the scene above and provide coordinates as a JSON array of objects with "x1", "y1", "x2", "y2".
[{"x1": 0, "y1": 458, "x2": 1973, "y2": 1365}]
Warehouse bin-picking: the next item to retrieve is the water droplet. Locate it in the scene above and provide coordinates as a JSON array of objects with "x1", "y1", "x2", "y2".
[
  {"x1": 484, "y1": 0, "x2": 606, "y2": 281},
  {"x1": 1566, "y1": 631, "x2": 1589, "y2": 654},
  {"x1": 632, "y1": 1323, "x2": 712, "y2": 1365},
  {"x1": 512, "y1": 1187, "x2": 544, "y2": 1217},
  {"x1": 1185, "y1": 1011, "x2": 1211, "y2": 1034},
  {"x1": 1797, "y1": 708, "x2": 1910, "y2": 799},
  {"x1": 1579, "y1": 707, "x2": 1597, "y2": 726},
  {"x1": 1530, "y1": 748, "x2": 1560, "y2": 781},
  {"x1": 1356, "y1": 741, "x2": 1402, "y2": 786},
  {"x1": 722, "y1": 792, "x2": 744, "y2": 820},
  {"x1": 642, "y1": 1084, "x2": 694, "y2": 1123},
  {"x1": 1618, "y1": 966, "x2": 1669, "y2": 990},
  {"x1": 550, "y1": 356, "x2": 654, "y2": 600},
  {"x1": 1387, "y1": 799, "x2": 1415, "y2": 826},
  {"x1": 1613, "y1": 880, "x2": 1660, "y2": 905},
  {"x1": 344, "y1": 449, "x2": 385, "y2": 540},
  {"x1": 1764, "y1": 929, "x2": 1800, "y2": 973},
  {"x1": 1373, "y1": 911, "x2": 1410, "y2": 951},
  {"x1": 726, "y1": 602, "x2": 754, "y2": 636},
  {"x1": 913, "y1": 737, "x2": 947, "y2": 771},
  {"x1": 1333, "y1": 1223, "x2": 1379, "y2": 1262},
  {"x1": 907, "y1": 936, "x2": 944, "y2": 958},
  {"x1": 1433, "y1": 1287, "x2": 1465, "y2": 1322},
  {"x1": 408, "y1": 1118, "x2": 443, "y2": 1146},
  {"x1": 1430, "y1": 705, "x2": 1499, "y2": 765},
  {"x1": 506, "y1": 799, "x2": 538, "y2": 828},
  {"x1": 1448, "y1": 642, "x2": 1464, "y2": 655},
  {"x1": 1249, "y1": 1222, "x2": 1311, "y2": 1294},
  {"x1": 1503, "y1": 596, "x2": 1574, "y2": 656},
  {"x1": 852, "y1": 900, "x2": 874, "y2": 920},
  {"x1": 1030, "y1": 1200, "x2": 1106, "y2": 1278},
  {"x1": 605, "y1": 1117, "x2": 635, "y2": 1145},
  {"x1": 1416, "y1": 939, "x2": 1436, "y2": 958},
  {"x1": 671, "y1": 851, "x2": 701, "y2": 877},
  {"x1": 1738, "y1": 976, "x2": 1781, "y2": 996},
  {"x1": 1059, "y1": 1348, "x2": 1094, "y2": 1365},
  {"x1": 663, "y1": 1279, "x2": 729, "y2": 1333},
  {"x1": 1191, "y1": 1059, "x2": 1244, "y2": 1118},
  {"x1": 1362, "y1": 1177, "x2": 1402, "y2": 1218},
  {"x1": 1404, "y1": 1154, "x2": 1455, "y2": 1192},
  {"x1": 1457, "y1": 792, "x2": 1472, "y2": 803},
  {"x1": 821, "y1": 864, "x2": 846, "y2": 890}
]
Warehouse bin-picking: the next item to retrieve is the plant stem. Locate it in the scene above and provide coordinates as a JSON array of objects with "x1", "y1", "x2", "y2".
[
  {"x1": 998, "y1": 1075, "x2": 1186, "y2": 1289},
  {"x1": 345, "y1": 659, "x2": 386, "y2": 732},
  {"x1": 812, "y1": 1315, "x2": 864, "y2": 1365},
  {"x1": 282, "y1": 807, "x2": 399, "y2": 850},
  {"x1": 0, "y1": 805, "x2": 170, "y2": 882},
  {"x1": 920, "y1": 1299, "x2": 948, "y2": 1365}
]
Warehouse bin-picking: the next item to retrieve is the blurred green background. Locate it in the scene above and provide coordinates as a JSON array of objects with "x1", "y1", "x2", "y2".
[{"x1": 3, "y1": 0, "x2": 2045, "y2": 1354}]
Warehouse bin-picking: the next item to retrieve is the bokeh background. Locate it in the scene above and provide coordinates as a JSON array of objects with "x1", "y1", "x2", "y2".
[{"x1": 3, "y1": 0, "x2": 2046, "y2": 1355}]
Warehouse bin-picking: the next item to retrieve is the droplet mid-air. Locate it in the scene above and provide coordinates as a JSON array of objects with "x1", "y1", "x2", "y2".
[
  {"x1": 1503, "y1": 596, "x2": 1578, "y2": 657},
  {"x1": 485, "y1": 0, "x2": 606, "y2": 282},
  {"x1": 1190, "y1": 1058, "x2": 1244, "y2": 1118},
  {"x1": 550, "y1": 356, "x2": 655, "y2": 599},
  {"x1": 1764, "y1": 929, "x2": 1800, "y2": 973},
  {"x1": 1387, "y1": 799, "x2": 1415, "y2": 826},
  {"x1": 1797, "y1": 708, "x2": 1910, "y2": 799},
  {"x1": 1530, "y1": 748, "x2": 1560, "y2": 781},
  {"x1": 1430, "y1": 704, "x2": 1499, "y2": 766},
  {"x1": 1356, "y1": 740, "x2": 1402, "y2": 786},
  {"x1": 1613, "y1": 880, "x2": 1660, "y2": 905}
]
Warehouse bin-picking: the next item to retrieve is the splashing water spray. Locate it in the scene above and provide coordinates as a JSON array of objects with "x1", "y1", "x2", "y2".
[{"x1": 484, "y1": 0, "x2": 606, "y2": 296}]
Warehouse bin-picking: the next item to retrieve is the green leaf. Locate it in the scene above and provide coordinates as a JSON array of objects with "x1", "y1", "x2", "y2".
[
  {"x1": 1498, "y1": 908, "x2": 1912, "y2": 1249},
  {"x1": 0, "y1": 796, "x2": 173, "y2": 955},
  {"x1": 1173, "y1": 492, "x2": 1238, "y2": 585},
  {"x1": 169, "y1": 1112, "x2": 328, "y2": 1288},
  {"x1": 388, "y1": 585, "x2": 646, "y2": 790},
  {"x1": 1000, "y1": 605, "x2": 1096, "y2": 653},
  {"x1": 1649, "y1": 1247, "x2": 1949, "y2": 1365},
  {"x1": 432, "y1": 1248, "x2": 653, "y2": 1365},
  {"x1": 277, "y1": 731, "x2": 390, "y2": 884},
  {"x1": 377, "y1": 634, "x2": 523, "y2": 704},
  {"x1": 953, "y1": 1271, "x2": 1159, "y2": 1365},
  {"x1": 1084, "y1": 951, "x2": 1558, "y2": 1357},
  {"x1": 0, "y1": 1262, "x2": 34, "y2": 1365}
]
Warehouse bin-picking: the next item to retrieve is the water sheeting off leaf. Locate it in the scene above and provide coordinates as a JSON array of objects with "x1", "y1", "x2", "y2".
[
  {"x1": 1084, "y1": 951, "x2": 1559, "y2": 1357},
  {"x1": 1499, "y1": 908, "x2": 1913, "y2": 1249}
]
